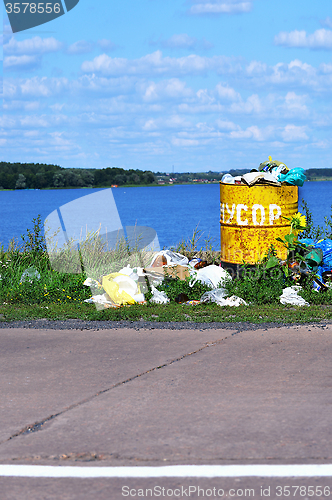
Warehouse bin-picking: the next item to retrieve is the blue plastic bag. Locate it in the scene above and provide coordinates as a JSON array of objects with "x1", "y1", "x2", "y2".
[
  {"x1": 278, "y1": 168, "x2": 306, "y2": 187},
  {"x1": 316, "y1": 239, "x2": 332, "y2": 269}
]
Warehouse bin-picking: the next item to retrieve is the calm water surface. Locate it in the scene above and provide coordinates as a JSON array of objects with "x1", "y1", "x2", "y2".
[{"x1": 0, "y1": 182, "x2": 331, "y2": 250}]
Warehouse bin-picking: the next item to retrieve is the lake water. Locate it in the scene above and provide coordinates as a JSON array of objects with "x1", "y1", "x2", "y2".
[{"x1": 0, "y1": 182, "x2": 331, "y2": 250}]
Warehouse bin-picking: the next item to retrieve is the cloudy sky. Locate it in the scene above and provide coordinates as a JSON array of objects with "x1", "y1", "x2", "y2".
[{"x1": 2, "y1": 0, "x2": 332, "y2": 173}]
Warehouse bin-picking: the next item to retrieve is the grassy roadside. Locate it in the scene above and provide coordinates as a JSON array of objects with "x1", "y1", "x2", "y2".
[
  {"x1": 1, "y1": 301, "x2": 332, "y2": 324},
  {"x1": 1, "y1": 210, "x2": 332, "y2": 326}
]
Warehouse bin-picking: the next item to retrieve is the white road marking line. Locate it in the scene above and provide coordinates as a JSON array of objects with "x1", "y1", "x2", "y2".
[{"x1": 1, "y1": 464, "x2": 332, "y2": 478}]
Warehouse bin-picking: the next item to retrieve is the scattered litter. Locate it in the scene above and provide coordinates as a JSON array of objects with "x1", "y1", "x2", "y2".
[
  {"x1": 84, "y1": 293, "x2": 120, "y2": 308},
  {"x1": 20, "y1": 267, "x2": 41, "y2": 283},
  {"x1": 102, "y1": 270, "x2": 144, "y2": 305},
  {"x1": 188, "y1": 258, "x2": 208, "y2": 269},
  {"x1": 149, "y1": 286, "x2": 169, "y2": 304},
  {"x1": 190, "y1": 265, "x2": 231, "y2": 289},
  {"x1": 145, "y1": 264, "x2": 191, "y2": 281},
  {"x1": 83, "y1": 277, "x2": 100, "y2": 287},
  {"x1": 201, "y1": 288, "x2": 247, "y2": 307},
  {"x1": 150, "y1": 250, "x2": 189, "y2": 267},
  {"x1": 279, "y1": 286, "x2": 309, "y2": 306}
]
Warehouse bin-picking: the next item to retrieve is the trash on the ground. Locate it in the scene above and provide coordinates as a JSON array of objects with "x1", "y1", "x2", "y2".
[
  {"x1": 322, "y1": 271, "x2": 332, "y2": 287},
  {"x1": 279, "y1": 286, "x2": 309, "y2": 306},
  {"x1": 188, "y1": 258, "x2": 208, "y2": 269},
  {"x1": 304, "y1": 247, "x2": 323, "y2": 272},
  {"x1": 83, "y1": 277, "x2": 101, "y2": 287},
  {"x1": 102, "y1": 270, "x2": 144, "y2": 305},
  {"x1": 149, "y1": 286, "x2": 169, "y2": 304},
  {"x1": 144, "y1": 264, "x2": 191, "y2": 281},
  {"x1": 190, "y1": 264, "x2": 231, "y2": 289},
  {"x1": 20, "y1": 267, "x2": 41, "y2": 283},
  {"x1": 201, "y1": 288, "x2": 247, "y2": 307},
  {"x1": 150, "y1": 250, "x2": 189, "y2": 267},
  {"x1": 84, "y1": 293, "x2": 120, "y2": 308},
  {"x1": 298, "y1": 238, "x2": 332, "y2": 291},
  {"x1": 175, "y1": 293, "x2": 189, "y2": 303}
]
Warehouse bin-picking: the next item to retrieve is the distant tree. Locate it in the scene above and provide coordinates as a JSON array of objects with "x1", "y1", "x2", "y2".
[
  {"x1": 114, "y1": 174, "x2": 126, "y2": 185},
  {"x1": 143, "y1": 171, "x2": 155, "y2": 184},
  {"x1": 53, "y1": 173, "x2": 65, "y2": 188},
  {"x1": 15, "y1": 174, "x2": 26, "y2": 189}
]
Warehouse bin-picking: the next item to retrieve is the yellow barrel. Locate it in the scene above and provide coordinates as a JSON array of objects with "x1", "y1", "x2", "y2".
[{"x1": 220, "y1": 182, "x2": 298, "y2": 265}]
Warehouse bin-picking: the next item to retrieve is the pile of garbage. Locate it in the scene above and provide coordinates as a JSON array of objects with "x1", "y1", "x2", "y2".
[
  {"x1": 222, "y1": 156, "x2": 306, "y2": 187},
  {"x1": 83, "y1": 240, "x2": 332, "y2": 308},
  {"x1": 84, "y1": 249, "x2": 248, "y2": 308},
  {"x1": 295, "y1": 238, "x2": 332, "y2": 292}
]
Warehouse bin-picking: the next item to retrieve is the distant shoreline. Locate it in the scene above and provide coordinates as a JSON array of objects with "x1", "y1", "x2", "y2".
[{"x1": 0, "y1": 179, "x2": 332, "y2": 191}]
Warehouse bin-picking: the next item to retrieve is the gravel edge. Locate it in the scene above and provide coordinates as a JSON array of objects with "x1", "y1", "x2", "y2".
[{"x1": 0, "y1": 318, "x2": 331, "y2": 331}]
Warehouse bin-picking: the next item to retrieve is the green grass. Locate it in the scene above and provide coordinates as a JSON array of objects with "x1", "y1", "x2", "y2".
[
  {"x1": 0, "y1": 301, "x2": 331, "y2": 324},
  {"x1": 0, "y1": 214, "x2": 332, "y2": 325}
]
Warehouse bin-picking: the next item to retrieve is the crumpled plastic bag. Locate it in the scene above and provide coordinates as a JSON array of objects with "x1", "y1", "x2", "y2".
[
  {"x1": 190, "y1": 265, "x2": 231, "y2": 289},
  {"x1": 102, "y1": 272, "x2": 144, "y2": 305},
  {"x1": 150, "y1": 250, "x2": 189, "y2": 267},
  {"x1": 20, "y1": 267, "x2": 41, "y2": 283},
  {"x1": 84, "y1": 293, "x2": 119, "y2": 308},
  {"x1": 278, "y1": 167, "x2": 306, "y2": 187},
  {"x1": 280, "y1": 286, "x2": 309, "y2": 306},
  {"x1": 149, "y1": 286, "x2": 170, "y2": 304},
  {"x1": 200, "y1": 288, "x2": 247, "y2": 307}
]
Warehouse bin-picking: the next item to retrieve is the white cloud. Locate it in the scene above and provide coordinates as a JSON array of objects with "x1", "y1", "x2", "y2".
[
  {"x1": 230, "y1": 94, "x2": 262, "y2": 114},
  {"x1": 216, "y1": 83, "x2": 240, "y2": 101},
  {"x1": 4, "y1": 36, "x2": 63, "y2": 55},
  {"x1": 4, "y1": 55, "x2": 40, "y2": 70},
  {"x1": 246, "y1": 60, "x2": 268, "y2": 75},
  {"x1": 161, "y1": 34, "x2": 197, "y2": 49},
  {"x1": 67, "y1": 40, "x2": 94, "y2": 55},
  {"x1": 81, "y1": 51, "x2": 235, "y2": 76},
  {"x1": 189, "y1": 0, "x2": 252, "y2": 15},
  {"x1": 320, "y1": 17, "x2": 332, "y2": 29},
  {"x1": 274, "y1": 29, "x2": 332, "y2": 50},
  {"x1": 282, "y1": 92, "x2": 309, "y2": 117},
  {"x1": 216, "y1": 120, "x2": 239, "y2": 131},
  {"x1": 152, "y1": 34, "x2": 213, "y2": 51},
  {"x1": 281, "y1": 124, "x2": 308, "y2": 142},
  {"x1": 171, "y1": 137, "x2": 200, "y2": 146},
  {"x1": 5, "y1": 76, "x2": 69, "y2": 98},
  {"x1": 139, "y1": 79, "x2": 193, "y2": 102},
  {"x1": 230, "y1": 125, "x2": 273, "y2": 141}
]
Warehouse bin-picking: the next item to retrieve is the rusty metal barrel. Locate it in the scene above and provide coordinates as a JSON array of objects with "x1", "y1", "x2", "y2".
[{"x1": 220, "y1": 182, "x2": 298, "y2": 265}]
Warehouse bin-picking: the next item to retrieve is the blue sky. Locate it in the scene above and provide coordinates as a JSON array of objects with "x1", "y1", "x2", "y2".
[{"x1": 2, "y1": 0, "x2": 332, "y2": 173}]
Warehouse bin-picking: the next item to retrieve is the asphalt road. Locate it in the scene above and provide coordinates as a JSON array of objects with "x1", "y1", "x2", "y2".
[{"x1": 0, "y1": 323, "x2": 331, "y2": 499}]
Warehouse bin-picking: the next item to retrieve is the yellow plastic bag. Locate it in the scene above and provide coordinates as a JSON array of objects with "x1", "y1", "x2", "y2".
[{"x1": 102, "y1": 272, "x2": 139, "y2": 305}]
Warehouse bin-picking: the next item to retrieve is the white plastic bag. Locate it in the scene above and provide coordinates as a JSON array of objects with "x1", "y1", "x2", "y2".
[
  {"x1": 190, "y1": 265, "x2": 231, "y2": 289},
  {"x1": 200, "y1": 288, "x2": 247, "y2": 307},
  {"x1": 280, "y1": 286, "x2": 309, "y2": 307},
  {"x1": 150, "y1": 250, "x2": 189, "y2": 267},
  {"x1": 20, "y1": 267, "x2": 41, "y2": 283},
  {"x1": 150, "y1": 286, "x2": 170, "y2": 304}
]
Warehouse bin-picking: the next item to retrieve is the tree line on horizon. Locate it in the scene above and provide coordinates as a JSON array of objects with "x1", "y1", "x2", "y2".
[
  {"x1": 0, "y1": 162, "x2": 156, "y2": 190},
  {"x1": 0, "y1": 162, "x2": 331, "y2": 190}
]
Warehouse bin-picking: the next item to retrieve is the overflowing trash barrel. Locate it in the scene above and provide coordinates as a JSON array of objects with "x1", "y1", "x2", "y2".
[{"x1": 220, "y1": 182, "x2": 298, "y2": 265}]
